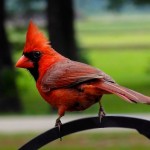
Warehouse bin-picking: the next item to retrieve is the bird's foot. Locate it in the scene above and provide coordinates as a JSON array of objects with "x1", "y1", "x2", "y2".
[
  {"x1": 55, "y1": 118, "x2": 62, "y2": 141},
  {"x1": 98, "y1": 105, "x2": 106, "y2": 123}
]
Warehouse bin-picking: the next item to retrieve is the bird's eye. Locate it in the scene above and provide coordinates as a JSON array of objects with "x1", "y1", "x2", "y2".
[{"x1": 33, "y1": 51, "x2": 41, "y2": 59}]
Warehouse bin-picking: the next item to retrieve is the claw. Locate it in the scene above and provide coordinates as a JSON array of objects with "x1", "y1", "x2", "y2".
[
  {"x1": 55, "y1": 118, "x2": 62, "y2": 141},
  {"x1": 98, "y1": 102, "x2": 106, "y2": 123}
]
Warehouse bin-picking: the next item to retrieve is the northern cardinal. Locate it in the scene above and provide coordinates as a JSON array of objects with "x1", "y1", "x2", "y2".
[{"x1": 16, "y1": 21, "x2": 150, "y2": 129}]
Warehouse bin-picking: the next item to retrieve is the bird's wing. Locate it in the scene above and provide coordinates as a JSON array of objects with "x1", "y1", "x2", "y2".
[{"x1": 41, "y1": 59, "x2": 115, "y2": 91}]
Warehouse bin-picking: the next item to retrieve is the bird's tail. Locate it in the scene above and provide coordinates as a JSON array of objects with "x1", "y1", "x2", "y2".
[{"x1": 97, "y1": 81, "x2": 150, "y2": 104}]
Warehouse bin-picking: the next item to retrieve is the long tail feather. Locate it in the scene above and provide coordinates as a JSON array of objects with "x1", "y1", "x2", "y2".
[{"x1": 98, "y1": 81, "x2": 150, "y2": 104}]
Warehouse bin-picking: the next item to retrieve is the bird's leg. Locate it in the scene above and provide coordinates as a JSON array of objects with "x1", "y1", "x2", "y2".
[
  {"x1": 55, "y1": 116, "x2": 62, "y2": 141},
  {"x1": 98, "y1": 101, "x2": 106, "y2": 123},
  {"x1": 55, "y1": 106, "x2": 65, "y2": 141}
]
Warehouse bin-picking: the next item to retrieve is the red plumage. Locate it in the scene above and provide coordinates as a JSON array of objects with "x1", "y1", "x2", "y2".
[{"x1": 16, "y1": 21, "x2": 150, "y2": 126}]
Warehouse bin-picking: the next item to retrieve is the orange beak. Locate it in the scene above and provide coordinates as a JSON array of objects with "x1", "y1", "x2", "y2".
[{"x1": 16, "y1": 55, "x2": 34, "y2": 68}]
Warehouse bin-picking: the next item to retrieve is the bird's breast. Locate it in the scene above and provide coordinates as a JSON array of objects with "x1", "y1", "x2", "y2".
[{"x1": 36, "y1": 83, "x2": 101, "y2": 111}]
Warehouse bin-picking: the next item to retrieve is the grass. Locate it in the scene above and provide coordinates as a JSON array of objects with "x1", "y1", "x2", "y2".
[
  {"x1": 76, "y1": 19, "x2": 150, "y2": 32},
  {"x1": 10, "y1": 17, "x2": 150, "y2": 114},
  {"x1": 85, "y1": 50, "x2": 150, "y2": 87},
  {"x1": 78, "y1": 33, "x2": 150, "y2": 48},
  {"x1": 0, "y1": 132, "x2": 149, "y2": 150},
  {"x1": 76, "y1": 20, "x2": 150, "y2": 48}
]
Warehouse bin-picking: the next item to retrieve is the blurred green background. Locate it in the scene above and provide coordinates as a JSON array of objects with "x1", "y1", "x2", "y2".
[{"x1": 1, "y1": 0, "x2": 150, "y2": 149}]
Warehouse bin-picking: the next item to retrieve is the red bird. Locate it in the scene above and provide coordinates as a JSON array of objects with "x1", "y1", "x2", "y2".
[{"x1": 16, "y1": 21, "x2": 150, "y2": 128}]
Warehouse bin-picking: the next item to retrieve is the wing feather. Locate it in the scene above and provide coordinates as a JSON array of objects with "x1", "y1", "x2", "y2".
[
  {"x1": 98, "y1": 81, "x2": 150, "y2": 104},
  {"x1": 41, "y1": 59, "x2": 115, "y2": 91}
]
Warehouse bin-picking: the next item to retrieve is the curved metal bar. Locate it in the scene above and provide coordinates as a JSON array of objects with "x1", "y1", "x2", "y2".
[{"x1": 19, "y1": 115, "x2": 150, "y2": 150}]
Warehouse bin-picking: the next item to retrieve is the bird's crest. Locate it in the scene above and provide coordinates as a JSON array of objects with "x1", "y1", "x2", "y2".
[{"x1": 24, "y1": 20, "x2": 50, "y2": 53}]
